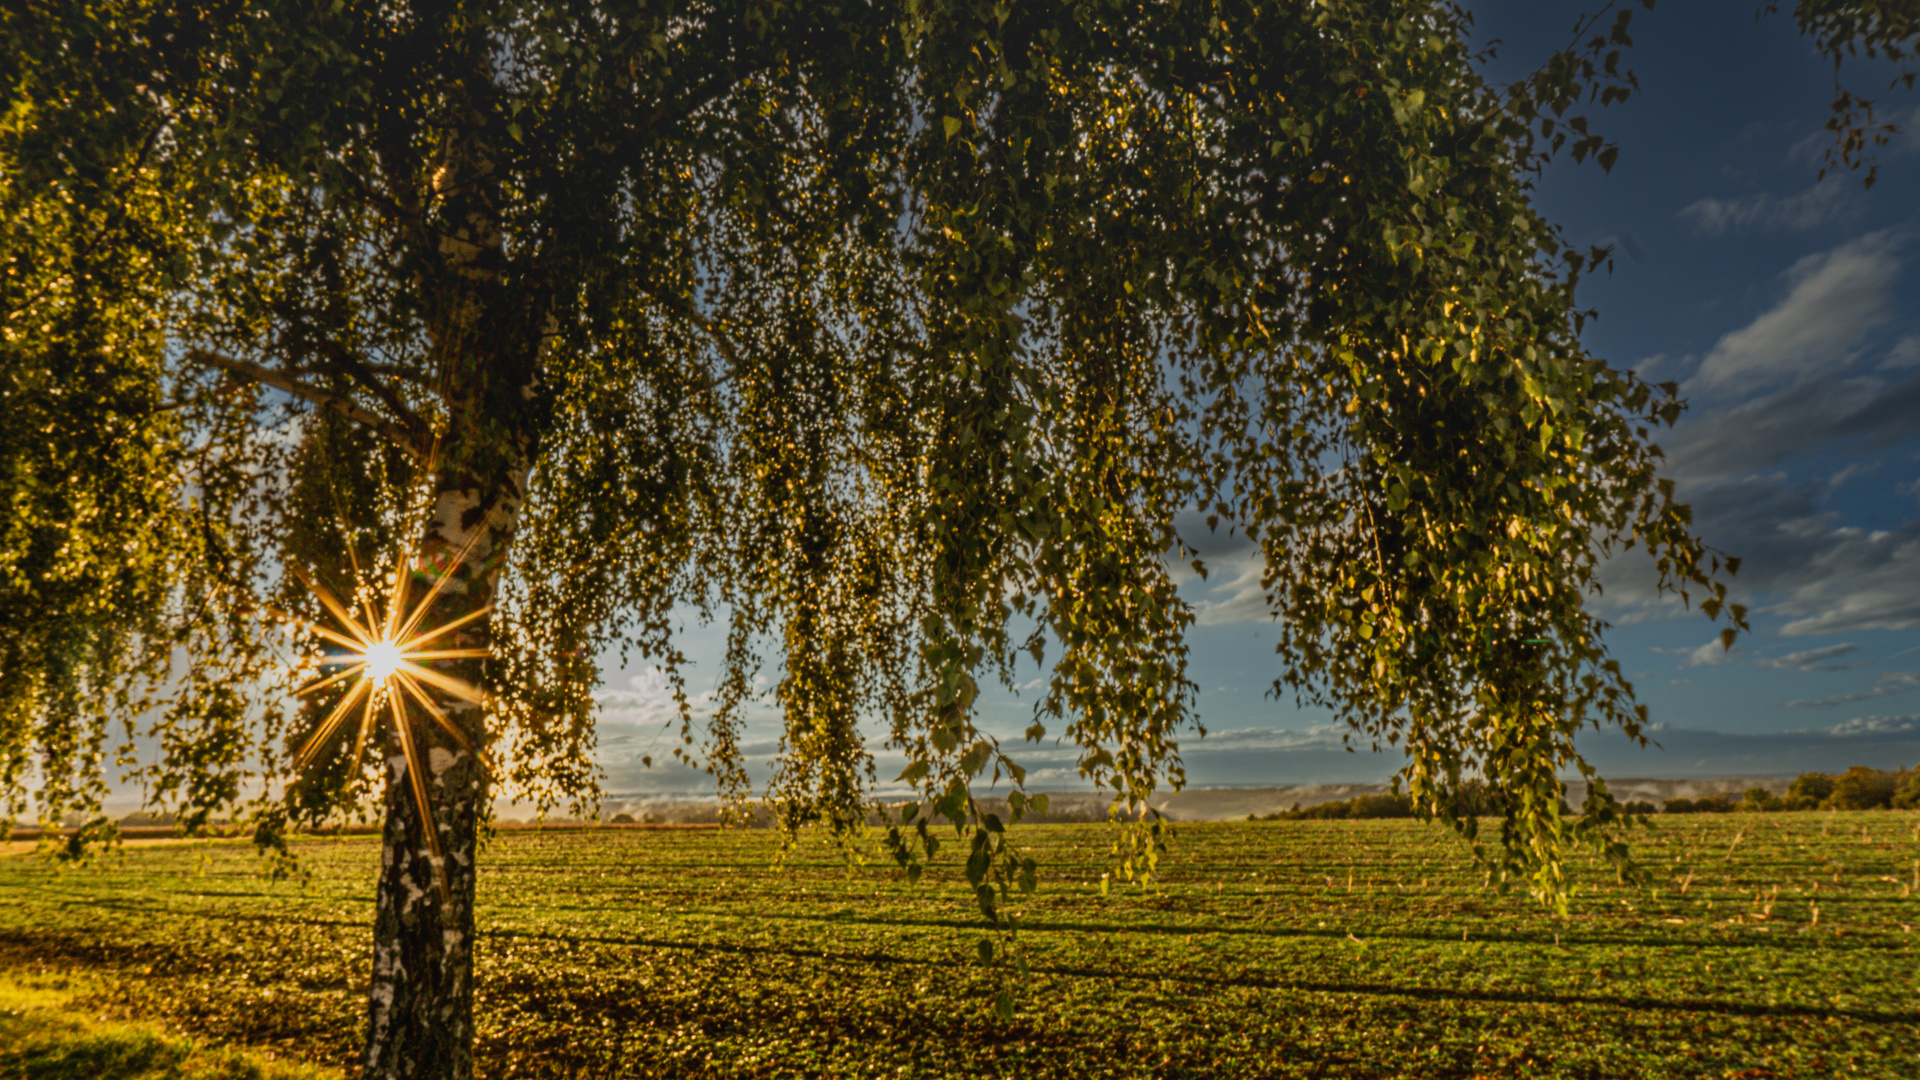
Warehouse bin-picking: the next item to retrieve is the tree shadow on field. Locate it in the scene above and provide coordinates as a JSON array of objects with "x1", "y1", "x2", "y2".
[
  {"x1": 665, "y1": 902, "x2": 1904, "y2": 956},
  {"x1": 480, "y1": 925, "x2": 1920, "y2": 1027}
]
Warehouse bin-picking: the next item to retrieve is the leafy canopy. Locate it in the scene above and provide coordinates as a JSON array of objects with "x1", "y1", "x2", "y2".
[{"x1": 2, "y1": 0, "x2": 1742, "y2": 913}]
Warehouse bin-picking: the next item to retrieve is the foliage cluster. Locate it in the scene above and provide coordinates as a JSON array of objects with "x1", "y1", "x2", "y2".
[
  {"x1": 1772, "y1": 0, "x2": 1920, "y2": 186},
  {"x1": 3, "y1": 817, "x2": 1918, "y2": 1078}
]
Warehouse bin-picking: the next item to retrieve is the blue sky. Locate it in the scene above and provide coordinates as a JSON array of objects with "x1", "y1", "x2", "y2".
[{"x1": 596, "y1": 3, "x2": 1920, "y2": 796}]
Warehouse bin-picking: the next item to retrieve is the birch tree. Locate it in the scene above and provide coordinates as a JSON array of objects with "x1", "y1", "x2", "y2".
[{"x1": 3, "y1": 2, "x2": 1745, "y2": 1077}]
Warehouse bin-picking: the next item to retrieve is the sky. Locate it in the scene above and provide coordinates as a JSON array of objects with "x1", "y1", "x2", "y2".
[{"x1": 593, "y1": 3, "x2": 1920, "y2": 799}]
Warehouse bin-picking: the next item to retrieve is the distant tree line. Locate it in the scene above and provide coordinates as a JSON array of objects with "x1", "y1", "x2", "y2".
[
  {"x1": 1255, "y1": 782, "x2": 1505, "y2": 822},
  {"x1": 1258, "y1": 767, "x2": 1920, "y2": 821},
  {"x1": 1642, "y1": 767, "x2": 1920, "y2": 815}
]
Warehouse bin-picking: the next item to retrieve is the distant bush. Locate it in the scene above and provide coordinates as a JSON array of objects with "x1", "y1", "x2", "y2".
[
  {"x1": 1622, "y1": 800, "x2": 1657, "y2": 815},
  {"x1": 1741, "y1": 787, "x2": 1782, "y2": 812},
  {"x1": 1255, "y1": 781, "x2": 1532, "y2": 822},
  {"x1": 1662, "y1": 794, "x2": 1737, "y2": 814},
  {"x1": 1784, "y1": 772, "x2": 1835, "y2": 811},
  {"x1": 1260, "y1": 793, "x2": 1415, "y2": 821},
  {"x1": 609, "y1": 813, "x2": 637, "y2": 824},
  {"x1": 1826, "y1": 766, "x2": 1900, "y2": 810},
  {"x1": 1895, "y1": 772, "x2": 1920, "y2": 810}
]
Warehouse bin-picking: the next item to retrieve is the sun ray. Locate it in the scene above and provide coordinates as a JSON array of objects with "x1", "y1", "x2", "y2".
[
  {"x1": 390, "y1": 687, "x2": 450, "y2": 903},
  {"x1": 337, "y1": 525, "x2": 383, "y2": 641},
  {"x1": 296, "y1": 661, "x2": 369, "y2": 699},
  {"x1": 395, "y1": 660, "x2": 488, "y2": 705},
  {"x1": 348, "y1": 686, "x2": 379, "y2": 777},
  {"x1": 381, "y1": 539, "x2": 412, "y2": 645},
  {"x1": 400, "y1": 605, "x2": 491, "y2": 651},
  {"x1": 395, "y1": 526, "x2": 489, "y2": 645},
  {"x1": 283, "y1": 615, "x2": 378, "y2": 654},
  {"x1": 286, "y1": 563, "x2": 377, "y2": 644},
  {"x1": 294, "y1": 677, "x2": 373, "y2": 772},
  {"x1": 401, "y1": 648, "x2": 490, "y2": 662},
  {"x1": 393, "y1": 673, "x2": 495, "y2": 776}
]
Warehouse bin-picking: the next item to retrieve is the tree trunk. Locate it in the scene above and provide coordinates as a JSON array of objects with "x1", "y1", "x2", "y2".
[{"x1": 363, "y1": 466, "x2": 523, "y2": 1080}]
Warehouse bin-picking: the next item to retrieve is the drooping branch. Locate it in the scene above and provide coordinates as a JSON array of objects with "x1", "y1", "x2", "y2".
[
  {"x1": 187, "y1": 348, "x2": 426, "y2": 459},
  {"x1": 634, "y1": 281, "x2": 745, "y2": 390}
]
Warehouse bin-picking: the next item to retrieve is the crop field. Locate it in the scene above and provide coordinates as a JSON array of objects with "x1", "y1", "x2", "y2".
[{"x1": 1, "y1": 813, "x2": 1916, "y2": 1079}]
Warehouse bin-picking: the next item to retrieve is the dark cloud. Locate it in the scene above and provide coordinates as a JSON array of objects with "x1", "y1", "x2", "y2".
[
  {"x1": 1664, "y1": 374, "x2": 1920, "y2": 483},
  {"x1": 1577, "y1": 715, "x2": 1920, "y2": 776}
]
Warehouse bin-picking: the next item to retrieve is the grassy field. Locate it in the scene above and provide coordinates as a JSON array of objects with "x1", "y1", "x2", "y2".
[{"x1": 1, "y1": 814, "x2": 1915, "y2": 1079}]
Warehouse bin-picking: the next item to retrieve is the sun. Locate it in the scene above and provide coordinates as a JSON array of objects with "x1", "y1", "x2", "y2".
[
  {"x1": 278, "y1": 528, "x2": 495, "y2": 899},
  {"x1": 363, "y1": 639, "x2": 404, "y2": 683}
]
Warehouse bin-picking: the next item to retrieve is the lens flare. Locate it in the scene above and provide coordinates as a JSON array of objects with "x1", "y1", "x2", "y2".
[{"x1": 277, "y1": 528, "x2": 495, "y2": 902}]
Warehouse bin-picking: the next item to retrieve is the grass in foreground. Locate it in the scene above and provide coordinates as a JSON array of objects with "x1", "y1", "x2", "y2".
[
  {"x1": 0, "y1": 814, "x2": 1916, "y2": 1078},
  {"x1": 0, "y1": 968, "x2": 334, "y2": 1079}
]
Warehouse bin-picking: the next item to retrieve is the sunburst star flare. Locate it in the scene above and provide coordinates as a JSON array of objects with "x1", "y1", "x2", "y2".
[{"x1": 277, "y1": 531, "x2": 495, "y2": 900}]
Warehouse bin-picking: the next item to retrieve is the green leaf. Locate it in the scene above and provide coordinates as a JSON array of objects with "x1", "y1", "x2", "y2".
[{"x1": 960, "y1": 740, "x2": 991, "y2": 776}]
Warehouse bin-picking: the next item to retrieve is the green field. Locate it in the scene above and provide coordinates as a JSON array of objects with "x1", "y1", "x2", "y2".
[{"x1": 2, "y1": 814, "x2": 1916, "y2": 1078}]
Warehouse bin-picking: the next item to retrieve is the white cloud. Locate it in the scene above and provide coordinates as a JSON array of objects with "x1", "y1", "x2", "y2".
[
  {"x1": 596, "y1": 665, "x2": 716, "y2": 728},
  {"x1": 1817, "y1": 713, "x2": 1920, "y2": 738},
  {"x1": 1677, "y1": 178, "x2": 1851, "y2": 236},
  {"x1": 1191, "y1": 725, "x2": 1353, "y2": 752},
  {"x1": 1884, "y1": 335, "x2": 1920, "y2": 370},
  {"x1": 1184, "y1": 545, "x2": 1274, "y2": 626},
  {"x1": 1687, "y1": 638, "x2": 1739, "y2": 666},
  {"x1": 1594, "y1": 470, "x2": 1920, "y2": 638},
  {"x1": 1687, "y1": 232, "x2": 1900, "y2": 396},
  {"x1": 1663, "y1": 374, "x2": 1920, "y2": 483}
]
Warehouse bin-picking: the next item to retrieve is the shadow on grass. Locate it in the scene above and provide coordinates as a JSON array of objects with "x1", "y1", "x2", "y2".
[
  {"x1": 0, "y1": 1006, "x2": 328, "y2": 1080},
  {"x1": 474, "y1": 925, "x2": 1920, "y2": 1027}
]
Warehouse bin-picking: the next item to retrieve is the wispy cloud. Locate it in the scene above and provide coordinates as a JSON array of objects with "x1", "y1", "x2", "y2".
[
  {"x1": 1787, "y1": 671, "x2": 1920, "y2": 708},
  {"x1": 1773, "y1": 521, "x2": 1920, "y2": 636},
  {"x1": 1760, "y1": 643, "x2": 1859, "y2": 671},
  {"x1": 1677, "y1": 178, "x2": 1851, "y2": 236},
  {"x1": 1687, "y1": 638, "x2": 1740, "y2": 666},
  {"x1": 1664, "y1": 373, "x2": 1920, "y2": 483},
  {"x1": 1884, "y1": 335, "x2": 1920, "y2": 370},
  {"x1": 1192, "y1": 725, "x2": 1353, "y2": 752},
  {"x1": 1597, "y1": 467, "x2": 1920, "y2": 639}
]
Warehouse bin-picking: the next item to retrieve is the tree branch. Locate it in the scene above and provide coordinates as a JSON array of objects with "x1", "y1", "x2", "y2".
[
  {"x1": 307, "y1": 337, "x2": 434, "y2": 437},
  {"x1": 633, "y1": 282, "x2": 744, "y2": 391},
  {"x1": 187, "y1": 349, "x2": 425, "y2": 459}
]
